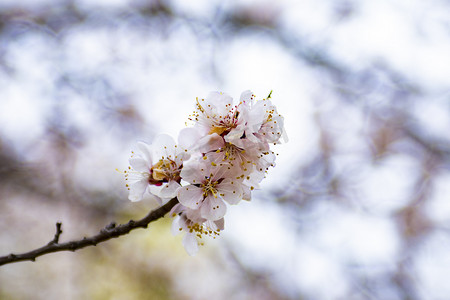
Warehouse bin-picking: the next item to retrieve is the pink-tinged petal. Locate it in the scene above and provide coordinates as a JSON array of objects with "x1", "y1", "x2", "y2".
[
  {"x1": 180, "y1": 160, "x2": 207, "y2": 184},
  {"x1": 129, "y1": 157, "x2": 150, "y2": 172},
  {"x1": 184, "y1": 207, "x2": 205, "y2": 224},
  {"x1": 169, "y1": 203, "x2": 185, "y2": 217},
  {"x1": 210, "y1": 161, "x2": 238, "y2": 181},
  {"x1": 201, "y1": 195, "x2": 227, "y2": 221},
  {"x1": 244, "y1": 170, "x2": 265, "y2": 190},
  {"x1": 182, "y1": 233, "x2": 199, "y2": 256},
  {"x1": 177, "y1": 185, "x2": 203, "y2": 209},
  {"x1": 242, "y1": 185, "x2": 252, "y2": 201},
  {"x1": 159, "y1": 180, "x2": 181, "y2": 199},
  {"x1": 214, "y1": 218, "x2": 225, "y2": 231},
  {"x1": 258, "y1": 152, "x2": 276, "y2": 171},
  {"x1": 128, "y1": 179, "x2": 149, "y2": 202},
  {"x1": 205, "y1": 218, "x2": 225, "y2": 231},
  {"x1": 196, "y1": 133, "x2": 224, "y2": 153},
  {"x1": 217, "y1": 178, "x2": 243, "y2": 205}
]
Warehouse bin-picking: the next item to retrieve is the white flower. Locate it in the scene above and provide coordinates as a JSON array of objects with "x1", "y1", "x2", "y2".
[
  {"x1": 170, "y1": 203, "x2": 224, "y2": 255},
  {"x1": 177, "y1": 158, "x2": 244, "y2": 221},
  {"x1": 125, "y1": 141, "x2": 158, "y2": 203},
  {"x1": 125, "y1": 133, "x2": 190, "y2": 203},
  {"x1": 225, "y1": 91, "x2": 287, "y2": 147},
  {"x1": 253, "y1": 99, "x2": 287, "y2": 144},
  {"x1": 204, "y1": 133, "x2": 274, "y2": 189},
  {"x1": 189, "y1": 91, "x2": 246, "y2": 140}
]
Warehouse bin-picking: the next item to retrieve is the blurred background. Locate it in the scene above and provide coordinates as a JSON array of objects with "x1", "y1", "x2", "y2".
[{"x1": 0, "y1": 0, "x2": 450, "y2": 299}]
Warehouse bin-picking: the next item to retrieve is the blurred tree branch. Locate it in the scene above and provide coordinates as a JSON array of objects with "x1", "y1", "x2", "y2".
[{"x1": 0, "y1": 198, "x2": 178, "y2": 267}]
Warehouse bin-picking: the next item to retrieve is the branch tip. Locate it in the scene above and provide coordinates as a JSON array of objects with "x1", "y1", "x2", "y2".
[{"x1": 48, "y1": 222, "x2": 63, "y2": 245}]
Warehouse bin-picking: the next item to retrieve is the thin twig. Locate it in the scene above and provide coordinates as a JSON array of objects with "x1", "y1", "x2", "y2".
[
  {"x1": 47, "y1": 222, "x2": 63, "y2": 245},
  {"x1": 0, "y1": 198, "x2": 178, "y2": 267}
]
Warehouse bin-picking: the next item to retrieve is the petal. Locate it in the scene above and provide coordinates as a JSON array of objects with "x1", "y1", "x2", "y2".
[
  {"x1": 169, "y1": 203, "x2": 185, "y2": 217},
  {"x1": 244, "y1": 170, "x2": 265, "y2": 189},
  {"x1": 207, "y1": 91, "x2": 233, "y2": 108},
  {"x1": 171, "y1": 215, "x2": 182, "y2": 236},
  {"x1": 240, "y1": 90, "x2": 253, "y2": 103},
  {"x1": 159, "y1": 180, "x2": 181, "y2": 199},
  {"x1": 129, "y1": 157, "x2": 150, "y2": 172},
  {"x1": 225, "y1": 126, "x2": 245, "y2": 144},
  {"x1": 128, "y1": 179, "x2": 149, "y2": 202},
  {"x1": 137, "y1": 142, "x2": 153, "y2": 163},
  {"x1": 184, "y1": 207, "x2": 205, "y2": 224},
  {"x1": 201, "y1": 195, "x2": 227, "y2": 221},
  {"x1": 177, "y1": 185, "x2": 203, "y2": 209},
  {"x1": 205, "y1": 218, "x2": 225, "y2": 231},
  {"x1": 180, "y1": 160, "x2": 207, "y2": 184},
  {"x1": 217, "y1": 179, "x2": 243, "y2": 205},
  {"x1": 248, "y1": 100, "x2": 267, "y2": 130},
  {"x1": 197, "y1": 133, "x2": 225, "y2": 153},
  {"x1": 214, "y1": 218, "x2": 225, "y2": 231},
  {"x1": 242, "y1": 185, "x2": 252, "y2": 201},
  {"x1": 178, "y1": 127, "x2": 202, "y2": 150},
  {"x1": 152, "y1": 134, "x2": 177, "y2": 160},
  {"x1": 182, "y1": 233, "x2": 199, "y2": 256}
]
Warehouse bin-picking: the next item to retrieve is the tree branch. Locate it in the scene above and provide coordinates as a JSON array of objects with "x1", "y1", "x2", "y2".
[{"x1": 0, "y1": 198, "x2": 179, "y2": 267}]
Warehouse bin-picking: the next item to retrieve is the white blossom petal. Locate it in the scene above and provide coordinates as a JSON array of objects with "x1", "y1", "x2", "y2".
[
  {"x1": 180, "y1": 160, "x2": 207, "y2": 184},
  {"x1": 242, "y1": 184, "x2": 252, "y2": 201},
  {"x1": 240, "y1": 90, "x2": 254, "y2": 103},
  {"x1": 171, "y1": 215, "x2": 182, "y2": 236},
  {"x1": 178, "y1": 127, "x2": 201, "y2": 151},
  {"x1": 201, "y1": 195, "x2": 227, "y2": 221},
  {"x1": 152, "y1": 134, "x2": 177, "y2": 160},
  {"x1": 177, "y1": 185, "x2": 203, "y2": 209},
  {"x1": 217, "y1": 179, "x2": 243, "y2": 205},
  {"x1": 196, "y1": 133, "x2": 224, "y2": 153},
  {"x1": 128, "y1": 179, "x2": 149, "y2": 202},
  {"x1": 137, "y1": 142, "x2": 153, "y2": 163},
  {"x1": 207, "y1": 91, "x2": 233, "y2": 112},
  {"x1": 182, "y1": 233, "x2": 199, "y2": 256},
  {"x1": 159, "y1": 180, "x2": 181, "y2": 199},
  {"x1": 129, "y1": 157, "x2": 150, "y2": 172}
]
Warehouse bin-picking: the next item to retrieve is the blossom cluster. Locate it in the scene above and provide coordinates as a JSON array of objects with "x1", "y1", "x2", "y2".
[{"x1": 124, "y1": 90, "x2": 286, "y2": 255}]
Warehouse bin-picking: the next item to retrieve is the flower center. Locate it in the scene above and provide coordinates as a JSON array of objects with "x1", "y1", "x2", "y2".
[
  {"x1": 151, "y1": 158, "x2": 181, "y2": 183},
  {"x1": 194, "y1": 98, "x2": 239, "y2": 137},
  {"x1": 209, "y1": 125, "x2": 229, "y2": 136},
  {"x1": 201, "y1": 176, "x2": 219, "y2": 198}
]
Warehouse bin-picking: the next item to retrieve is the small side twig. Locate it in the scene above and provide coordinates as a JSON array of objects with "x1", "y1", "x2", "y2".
[
  {"x1": 47, "y1": 222, "x2": 63, "y2": 245},
  {"x1": 0, "y1": 198, "x2": 178, "y2": 267}
]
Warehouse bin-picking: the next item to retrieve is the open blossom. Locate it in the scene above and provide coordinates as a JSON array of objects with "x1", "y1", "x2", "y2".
[
  {"x1": 124, "y1": 133, "x2": 190, "y2": 203},
  {"x1": 226, "y1": 91, "x2": 287, "y2": 147},
  {"x1": 170, "y1": 203, "x2": 224, "y2": 255},
  {"x1": 177, "y1": 157, "x2": 244, "y2": 221},
  {"x1": 189, "y1": 91, "x2": 247, "y2": 144}
]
